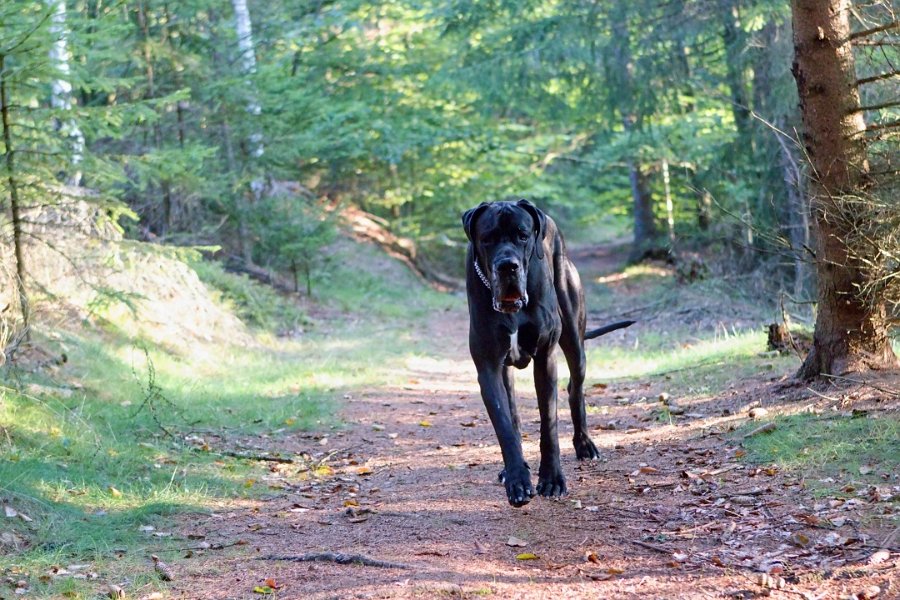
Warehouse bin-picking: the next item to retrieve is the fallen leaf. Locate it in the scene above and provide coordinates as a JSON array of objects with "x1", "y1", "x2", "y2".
[
  {"x1": 252, "y1": 586, "x2": 274, "y2": 594},
  {"x1": 4, "y1": 506, "x2": 18, "y2": 518},
  {"x1": 343, "y1": 499, "x2": 359, "y2": 507},
  {"x1": 584, "y1": 550, "x2": 601, "y2": 564},
  {"x1": 790, "y1": 532, "x2": 811, "y2": 548},
  {"x1": 672, "y1": 552, "x2": 688, "y2": 562},
  {"x1": 506, "y1": 536, "x2": 527, "y2": 547},
  {"x1": 858, "y1": 585, "x2": 881, "y2": 599},
  {"x1": 108, "y1": 486, "x2": 123, "y2": 498},
  {"x1": 606, "y1": 566, "x2": 625, "y2": 575},
  {"x1": 264, "y1": 578, "x2": 280, "y2": 589},
  {"x1": 516, "y1": 553, "x2": 539, "y2": 560},
  {"x1": 796, "y1": 513, "x2": 820, "y2": 526},
  {"x1": 859, "y1": 465, "x2": 873, "y2": 475},
  {"x1": 356, "y1": 467, "x2": 374, "y2": 476},
  {"x1": 639, "y1": 466, "x2": 659, "y2": 474},
  {"x1": 868, "y1": 549, "x2": 890, "y2": 565},
  {"x1": 419, "y1": 420, "x2": 432, "y2": 428}
]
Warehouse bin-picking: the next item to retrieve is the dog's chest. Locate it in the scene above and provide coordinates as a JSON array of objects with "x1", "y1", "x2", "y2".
[{"x1": 504, "y1": 323, "x2": 540, "y2": 369}]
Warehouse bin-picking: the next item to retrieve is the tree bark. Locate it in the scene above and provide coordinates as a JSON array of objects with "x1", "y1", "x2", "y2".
[
  {"x1": 231, "y1": 0, "x2": 264, "y2": 265},
  {"x1": 790, "y1": 0, "x2": 898, "y2": 378},
  {"x1": 609, "y1": 5, "x2": 658, "y2": 260},
  {"x1": 720, "y1": 0, "x2": 751, "y2": 149},
  {"x1": 0, "y1": 54, "x2": 29, "y2": 333},
  {"x1": 47, "y1": 0, "x2": 85, "y2": 186},
  {"x1": 662, "y1": 158, "x2": 675, "y2": 243}
]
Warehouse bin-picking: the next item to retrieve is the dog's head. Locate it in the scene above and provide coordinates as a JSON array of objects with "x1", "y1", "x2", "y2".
[{"x1": 462, "y1": 199, "x2": 546, "y2": 314}]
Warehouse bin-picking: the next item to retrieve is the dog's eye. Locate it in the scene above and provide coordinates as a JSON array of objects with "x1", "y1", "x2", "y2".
[{"x1": 518, "y1": 232, "x2": 529, "y2": 242}]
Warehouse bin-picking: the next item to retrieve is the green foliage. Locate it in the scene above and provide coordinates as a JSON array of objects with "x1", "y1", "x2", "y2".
[
  {"x1": 189, "y1": 258, "x2": 307, "y2": 331},
  {"x1": 251, "y1": 198, "x2": 337, "y2": 295}
]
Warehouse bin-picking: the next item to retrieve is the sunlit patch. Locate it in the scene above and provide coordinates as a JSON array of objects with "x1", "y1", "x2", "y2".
[{"x1": 595, "y1": 264, "x2": 672, "y2": 284}]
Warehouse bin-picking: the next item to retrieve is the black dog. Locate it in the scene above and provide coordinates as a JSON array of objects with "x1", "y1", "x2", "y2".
[{"x1": 463, "y1": 199, "x2": 633, "y2": 507}]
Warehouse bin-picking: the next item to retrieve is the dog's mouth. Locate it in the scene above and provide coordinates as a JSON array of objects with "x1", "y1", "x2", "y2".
[{"x1": 492, "y1": 290, "x2": 527, "y2": 313}]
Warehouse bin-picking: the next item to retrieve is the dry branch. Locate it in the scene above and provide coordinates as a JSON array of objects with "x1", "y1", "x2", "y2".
[
  {"x1": 849, "y1": 20, "x2": 899, "y2": 41},
  {"x1": 743, "y1": 422, "x2": 777, "y2": 439},
  {"x1": 261, "y1": 552, "x2": 410, "y2": 569}
]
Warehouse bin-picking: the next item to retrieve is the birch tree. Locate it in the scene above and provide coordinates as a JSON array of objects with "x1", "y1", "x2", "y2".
[
  {"x1": 47, "y1": 0, "x2": 84, "y2": 186},
  {"x1": 231, "y1": 0, "x2": 264, "y2": 264}
]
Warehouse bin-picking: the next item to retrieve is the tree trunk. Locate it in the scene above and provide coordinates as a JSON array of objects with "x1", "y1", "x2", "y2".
[
  {"x1": 662, "y1": 158, "x2": 675, "y2": 243},
  {"x1": 790, "y1": 0, "x2": 898, "y2": 378},
  {"x1": 609, "y1": 5, "x2": 658, "y2": 260},
  {"x1": 720, "y1": 0, "x2": 751, "y2": 149},
  {"x1": 627, "y1": 156, "x2": 658, "y2": 260},
  {"x1": 231, "y1": 0, "x2": 264, "y2": 265},
  {"x1": 0, "y1": 54, "x2": 29, "y2": 334},
  {"x1": 231, "y1": 0, "x2": 264, "y2": 157},
  {"x1": 47, "y1": 0, "x2": 85, "y2": 186}
]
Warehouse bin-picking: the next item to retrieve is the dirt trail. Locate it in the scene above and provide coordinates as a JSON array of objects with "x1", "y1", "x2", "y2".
[{"x1": 174, "y1": 249, "x2": 898, "y2": 600}]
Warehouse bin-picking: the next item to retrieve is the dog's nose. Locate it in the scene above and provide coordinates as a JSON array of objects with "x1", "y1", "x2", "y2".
[{"x1": 496, "y1": 259, "x2": 520, "y2": 274}]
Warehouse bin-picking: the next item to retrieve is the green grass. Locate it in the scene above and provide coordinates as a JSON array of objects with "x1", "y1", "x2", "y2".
[
  {"x1": 586, "y1": 328, "x2": 794, "y2": 383},
  {"x1": 0, "y1": 253, "x2": 449, "y2": 597},
  {"x1": 740, "y1": 412, "x2": 900, "y2": 496}
]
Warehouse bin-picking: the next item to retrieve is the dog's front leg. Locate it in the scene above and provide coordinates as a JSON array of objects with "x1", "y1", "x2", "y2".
[
  {"x1": 477, "y1": 366, "x2": 534, "y2": 507},
  {"x1": 534, "y1": 352, "x2": 566, "y2": 497}
]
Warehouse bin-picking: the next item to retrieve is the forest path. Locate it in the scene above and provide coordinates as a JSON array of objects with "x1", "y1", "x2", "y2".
[{"x1": 172, "y1": 244, "x2": 896, "y2": 600}]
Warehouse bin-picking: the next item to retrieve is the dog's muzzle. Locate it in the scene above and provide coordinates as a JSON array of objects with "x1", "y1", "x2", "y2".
[{"x1": 475, "y1": 259, "x2": 528, "y2": 313}]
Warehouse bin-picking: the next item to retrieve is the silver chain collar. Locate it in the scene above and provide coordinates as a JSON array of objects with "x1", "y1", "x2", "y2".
[{"x1": 473, "y1": 259, "x2": 491, "y2": 289}]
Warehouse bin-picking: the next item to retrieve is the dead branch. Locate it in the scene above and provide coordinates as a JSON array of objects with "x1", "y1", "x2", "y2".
[
  {"x1": 743, "y1": 422, "x2": 777, "y2": 439},
  {"x1": 261, "y1": 552, "x2": 410, "y2": 569},
  {"x1": 857, "y1": 70, "x2": 900, "y2": 86},
  {"x1": 864, "y1": 119, "x2": 900, "y2": 133},
  {"x1": 849, "y1": 20, "x2": 899, "y2": 41},
  {"x1": 854, "y1": 99, "x2": 900, "y2": 113},
  {"x1": 192, "y1": 448, "x2": 295, "y2": 463},
  {"x1": 629, "y1": 540, "x2": 672, "y2": 554},
  {"x1": 820, "y1": 373, "x2": 900, "y2": 398}
]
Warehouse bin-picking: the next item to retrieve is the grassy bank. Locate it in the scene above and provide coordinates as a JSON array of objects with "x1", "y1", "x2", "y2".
[{"x1": 0, "y1": 247, "x2": 454, "y2": 598}]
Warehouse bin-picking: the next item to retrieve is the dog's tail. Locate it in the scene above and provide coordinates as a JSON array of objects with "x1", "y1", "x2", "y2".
[{"x1": 584, "y1": 320, "x2": 635, "y2": 340}]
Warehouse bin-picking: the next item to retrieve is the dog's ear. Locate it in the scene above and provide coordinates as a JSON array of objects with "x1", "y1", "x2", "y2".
[
  {"x1": 462, "y1": 202, "x2": 491, "y2": 242},
  {"x1": 516, "y1": 198, "x2": 546, "y2": 259}
]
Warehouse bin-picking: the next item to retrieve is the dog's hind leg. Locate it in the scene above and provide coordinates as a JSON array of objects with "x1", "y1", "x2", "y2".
[
  {"x1": 556, "y1": 262, "x2": 601, "y2": 460},
  {"x1": 559, "y1": 325, "x2": 600, "y2": 460}
]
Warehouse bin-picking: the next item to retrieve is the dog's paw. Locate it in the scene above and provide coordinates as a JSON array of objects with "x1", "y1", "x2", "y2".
[
  {"x1": 573, "y1": 434, "x2": 601, "y2": 460},
  {"x1": 498, "y1": 461, "x2": 530, "y2": 484},
  {"x1": 503, "y1": 464, "x2": 534, "y2": 507},
  {"x1": 536, "y1": 468, "x2": 567, "y2": 498}
]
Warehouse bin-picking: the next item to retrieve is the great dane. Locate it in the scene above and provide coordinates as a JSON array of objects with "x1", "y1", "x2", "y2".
[{"x1": 463, "y1": 199, "x2": 633, "y2": 507}]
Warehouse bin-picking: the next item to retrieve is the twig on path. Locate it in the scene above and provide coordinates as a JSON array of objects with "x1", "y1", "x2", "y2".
[
  {"x1": 261, "y1": 552, "x2": 410, "y2": 569},
  {"x1": 743, "y1": 422, "x2": 777, "y2": 440},
  {"x1": 630, "y1": 540, "x2": 672, "y2": 554},
  {"x1": 805, "y1": 387, "x2": 842, "y2": 403},
  {"x1": 211, "y1": 449, "x2": 294, "y2": 464},
  {"x1": 821, "y1": 373, "x2": 900, "y2": 399}
]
